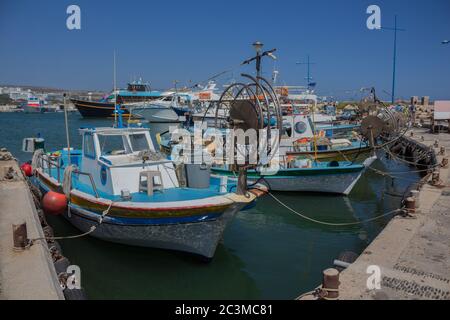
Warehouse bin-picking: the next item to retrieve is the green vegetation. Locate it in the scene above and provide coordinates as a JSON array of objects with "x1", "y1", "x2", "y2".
[
  {"x1": 0, "y1": 94, "x2": 13, "y2": 105},
  {"x1": 336, "y1": 101, "x2": 358, "y2": 110}
]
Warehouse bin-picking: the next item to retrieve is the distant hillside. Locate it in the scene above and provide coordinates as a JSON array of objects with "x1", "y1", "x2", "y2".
[{"x1": 0, "y1": 84, "x2": 106, "y2": 95}]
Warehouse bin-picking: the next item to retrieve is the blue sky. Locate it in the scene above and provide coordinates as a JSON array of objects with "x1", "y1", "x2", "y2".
[{"x1": 0, "y1": 0, "x2": 449, "y2": 100}]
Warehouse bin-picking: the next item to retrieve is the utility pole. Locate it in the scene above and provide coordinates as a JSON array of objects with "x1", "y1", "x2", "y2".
[{"x1": 380, "y1": 15, "x2": 405, "y2": 104}]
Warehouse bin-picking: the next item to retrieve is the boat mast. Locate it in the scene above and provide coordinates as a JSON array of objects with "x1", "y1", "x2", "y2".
[
  {"x1": 113, "y1": 50, "x2": 124, "y2": 128},
  {"x1": 63, "y1": 93, "x2": 71, "y2": 165},
  {"x1": 312, "y1": 98, "x2": 318, "y2": 161},
  {"x1": 113, "y1": 50, "x2": 117, "y2": 126}
]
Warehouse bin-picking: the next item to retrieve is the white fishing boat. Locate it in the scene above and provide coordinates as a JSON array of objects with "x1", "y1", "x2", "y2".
[
  {"x1": 211, "y1": 156, "x2": 376, "y2": 195},
  {"x1": 32, "y1": 126, "x2": 265, "y2": 259},
  {"x1": 125, "y1": 93, "x2": 191, "y2": 145}
]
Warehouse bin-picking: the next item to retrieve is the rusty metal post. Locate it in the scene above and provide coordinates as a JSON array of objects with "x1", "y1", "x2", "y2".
[
  {"x1": 410, "y1": 190, "x2": 420, "y2": 208},
  {"x1": 434, "y1": 140, "x2": 439, "y2": 148},
  {"x1": 440, "y1": 146, "x2": 446, "y2": 156},
  {"x1": 12, "y1": 221, "x2": 29, "y2": 251},
  {"x1": 431, "y1": 170, "x2": 440, "y2": 186},
  {"x1": 405, "y1": 197, "x2": 416, "y2": 213},
  {"x1": 321, "y1": 268, "x2": 340, "y2": 300},
  {"x1": 442, "y1": 157, "x2": 449, "y2": 168},
  {"x1": 236, "y1": 167, "x2": 248, "y2": 196}
]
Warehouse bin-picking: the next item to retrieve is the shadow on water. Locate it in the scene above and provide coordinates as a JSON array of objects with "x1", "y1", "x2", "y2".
[{"x1": 0, "y1": 113, "x2": 422, "y2": 299}]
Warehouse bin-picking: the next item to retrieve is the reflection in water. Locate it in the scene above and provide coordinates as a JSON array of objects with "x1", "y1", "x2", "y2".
[{"x1": 0, "y1": 113, "x2": 422, "y2": 299}]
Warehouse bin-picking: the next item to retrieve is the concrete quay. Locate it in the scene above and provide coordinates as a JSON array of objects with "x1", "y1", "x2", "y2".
[
  {"x1": 0, "y1": 149, "x2": 64, "y2": 300},
  {"x1": 337, "y1": 127, "x2": 450, "y2": 300}
]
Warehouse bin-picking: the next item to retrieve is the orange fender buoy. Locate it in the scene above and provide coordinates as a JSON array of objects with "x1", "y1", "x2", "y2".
[
  {"x1": 20, "y1": 163, "x2": 33, "y2": 177},
  {"x1": 42, "y1": 191, "x2": 67, "y2": 216}
]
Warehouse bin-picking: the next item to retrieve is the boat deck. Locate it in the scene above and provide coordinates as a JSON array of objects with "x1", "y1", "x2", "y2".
[{"x1": 41, "y1": 151, "x2": 237, "y2": 203}]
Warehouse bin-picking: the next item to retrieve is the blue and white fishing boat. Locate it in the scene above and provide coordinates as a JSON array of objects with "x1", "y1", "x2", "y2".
[
  {"x1": 32, "y1": 125, "x2": 265, "y2": 259},
  {"x1": 280, "y1": 114, "x2": 371, "y2": 162},
  {"x1": 211, "y1": 156, "x2": 375, "y2": 195}
]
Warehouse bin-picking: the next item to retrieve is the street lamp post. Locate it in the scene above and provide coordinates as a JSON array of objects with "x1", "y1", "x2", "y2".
[
  {"x1": 253, "y1": 41, "x2": 264, "y2": 79},
  {"x1": 237, "y1": 42, "x2": 277, "y2": 195},
  {"x1": 242, "y1": 41, "x2": 277, "y2": 85}
]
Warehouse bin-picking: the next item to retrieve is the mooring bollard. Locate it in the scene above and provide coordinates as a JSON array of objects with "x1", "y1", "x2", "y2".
[
  {"x1": 405, "y1": 197, "x2": 416, "y2": 213},
  {"x1": 431, "y1": 170, "x2": 440, "y2": 186},
  {"x1": 442, "y1": 157, "x2": 449, "y2": 168},
  {"x1": 12, "y1": 221, "x2": 29, "y2": 251},
  {"x1": 410, "y1": 190, "x2": 420, "y2": 208},
  {"x1": 434, "y1": 140, "x2": 439, "y2": 148},
  {"x1": 321, "y1": 268, "x2": 340, "y2": 300}
]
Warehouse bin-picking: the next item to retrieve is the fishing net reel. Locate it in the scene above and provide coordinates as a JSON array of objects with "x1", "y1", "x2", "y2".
[
  {"x1": 360, "y1": 87, "x2": 408, "y2": 144},
  {"x1": 212, "y1": 74, "x2": 282, "y2": 194}
]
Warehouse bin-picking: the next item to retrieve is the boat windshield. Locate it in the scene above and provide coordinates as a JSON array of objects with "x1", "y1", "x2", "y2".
[
  {"x1": 129, "y1": 133, "x2": 150, "y2": 152},
  {"x1": 98, "y1": 134, "x2": 131, "y2": 156}
]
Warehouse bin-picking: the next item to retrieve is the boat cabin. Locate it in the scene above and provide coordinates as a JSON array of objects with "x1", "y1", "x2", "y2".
[
  {"x1": 280, "y1": 115, "x2": 358, "y2": 155},
  {"x1": 77, "y1": 127, "x2": 178, "y2": 196}
]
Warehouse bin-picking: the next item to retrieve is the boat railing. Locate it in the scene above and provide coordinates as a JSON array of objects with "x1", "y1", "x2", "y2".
[{"x1": 37, "y1": 153, "x2": 100, "y2": 198}]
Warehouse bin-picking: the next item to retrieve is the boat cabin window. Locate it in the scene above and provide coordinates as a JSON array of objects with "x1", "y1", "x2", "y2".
[
  {"x1": 129, "y1": 133, "x2": 150, "y2": 152},
  {"x1": 98, "y1": 134, "x2": 131, "y2": 156},
  {"x1": 84, "y1": 134, "x2": 96, "y2": 158}
]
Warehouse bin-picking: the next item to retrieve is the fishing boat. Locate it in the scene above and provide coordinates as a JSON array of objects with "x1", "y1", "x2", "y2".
[
  {"x1": 71, "y1": 80, "x2": 161, "y2": 118},
  {"x1": 31, "y1": 126, "x2": 265, "y2": 259},
  {"x1": 211, "y1": 156, "x2": 375, "y2": 195},
  {"x1": 280, "y1": 114, "x2": 372, "y2": 162},
  {"x1": 125, "y1": 93, "x2": 192, "y2": 146},
  {"x1": 23, "y1": 95, "x2": 47, "y2": 113}
]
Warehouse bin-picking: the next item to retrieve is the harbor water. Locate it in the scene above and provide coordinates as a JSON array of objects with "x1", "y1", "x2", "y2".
[{"x1": 0, "y1": 112, "x2": 421, "y2": 299}]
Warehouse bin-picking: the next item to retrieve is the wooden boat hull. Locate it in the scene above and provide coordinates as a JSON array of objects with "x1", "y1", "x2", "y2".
[
  {"x1": 34, "y1": 168, "x2": 264, "y2": 258},
  {"x1": 71, "y1": 99, "x2": 133, "y2": 118},
  {"x1": 211, "y1": 156, "x2": 376, "y2": 195},
  {"x1": 65, "y1": 201, "x2": 244, "y2": 259}
]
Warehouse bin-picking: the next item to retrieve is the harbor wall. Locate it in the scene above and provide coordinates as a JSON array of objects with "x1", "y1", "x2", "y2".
[
  {"x1": 337, "y1": 127, "x2": 450, "y2": 299},
  {"x1": 299, "y1": 126, "x2": 450, "y2": 300},
  {"x1": 0, "y1": 149, "x2": 64, "y2": 300}
]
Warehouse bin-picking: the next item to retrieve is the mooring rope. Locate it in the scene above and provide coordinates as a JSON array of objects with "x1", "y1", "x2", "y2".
[
  {"x1": 267, "y1": 192, "x2": 402, "y2": 227},
  {"x1": 382, "y1": 146, "x2": 437, "y2": 167},
  {"x1": 31, "y1": 201, "x2": 114, "y2": 243},
  {"x1": 62, "y1": 165, "x2": 76, "y2": 198},
  {"x1": 31, "y1": 149, "x2": 45, "y2": 171},
  {"x1": 366, "y1": 166, "x2": 428, "y2": 182}
]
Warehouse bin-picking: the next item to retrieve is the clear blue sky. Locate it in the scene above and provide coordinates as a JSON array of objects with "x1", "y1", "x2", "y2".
[{"x1": 0, "y1": 0, "x2": 449, "y2": 100}]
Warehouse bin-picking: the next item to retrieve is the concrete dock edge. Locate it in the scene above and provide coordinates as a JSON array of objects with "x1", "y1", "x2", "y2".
[{"x1": 0, "y1": 150, "x2": 64, "y2": 300}]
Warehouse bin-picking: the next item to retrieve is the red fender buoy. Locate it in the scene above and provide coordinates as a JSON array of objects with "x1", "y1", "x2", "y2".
[
  {"x1": 42, "y1": 191, "x2": 67, "y2": 216},
  {"x1": 20, "y1": 163, "x2": 33, "y2": 177}
]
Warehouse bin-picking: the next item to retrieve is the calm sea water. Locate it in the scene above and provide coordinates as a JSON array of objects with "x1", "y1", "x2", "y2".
[{"x1": 0, "y1": 112, "x2": 420, "y2": 299}]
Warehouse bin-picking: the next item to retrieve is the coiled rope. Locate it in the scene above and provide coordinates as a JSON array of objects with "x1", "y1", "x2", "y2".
[
  {"x1": 31, "y1": 149, "x2": 45, "y2": 171},
  {"x1": 62, "y1": 164, "x2": 76, "y2": 198}
]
